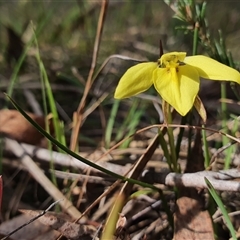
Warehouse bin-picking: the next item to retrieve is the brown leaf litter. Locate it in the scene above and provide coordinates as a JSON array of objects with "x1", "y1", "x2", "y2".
[
  {"x1": 174, "y1": 130, "x2": 215, "y2": 240},
  {"x1": 0, "y1": 109, "x2": 50, "y2": 145}
]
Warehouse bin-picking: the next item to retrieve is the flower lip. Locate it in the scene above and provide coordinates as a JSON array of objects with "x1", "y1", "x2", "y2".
[{"x1": 158, "y1": 52, "x2": 186, "y2": 68}]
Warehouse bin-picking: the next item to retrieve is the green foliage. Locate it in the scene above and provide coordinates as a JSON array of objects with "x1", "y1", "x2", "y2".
[{"x1": 205, "y1": 178, "x2": 237, "y2": 240}]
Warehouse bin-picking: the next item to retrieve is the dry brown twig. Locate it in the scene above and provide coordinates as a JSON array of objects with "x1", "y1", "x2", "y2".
[
  {"x1": 142, "y1": 169, "x2": 240, "y2": 192},
  {"x1": 4, "y1": 138, "x2": 82, "y2": 220},
  {"x1": 70, "y1": 0, "x2": 109, "y2": 151},
  {"x1": 102, "y1": 132, "x2": 162, "y2": 237},
  {"x1": 4, "y1": 138, "x2": 130, "y2": 175}
]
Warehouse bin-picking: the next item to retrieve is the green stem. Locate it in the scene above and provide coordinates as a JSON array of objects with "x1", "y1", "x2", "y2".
[
  {"x1": 167, "y1": 108, "x2": 178, "y2": 172},
  {"x1": 159, "y1": 130, "x2": 173, "y2": 171},
  {"x1": 175, "y1": 116, "x2": 186, "y2": 160},
  {"x1": 192, "y1": 22, "x2": 199, "y2": 55},
  {"x1": 221, "y1": 82, "x2": 231, "y2": 169},
  {"x1": 6, "y1": 9, "x2": 54, "y2": 101},
  {"x1": 202, "y1": 124, "x2": 210, "y2": 168},
  {"x1": 105, "y1": 99, "x2": 120, "y2": 148}
]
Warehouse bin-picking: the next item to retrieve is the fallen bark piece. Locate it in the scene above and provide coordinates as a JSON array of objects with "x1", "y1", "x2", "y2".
[
  {"x1": 0, "y1": 213, "x2": 56, "y2": 240},
  {"x1": 20, "y1": 210, "x2": 96, "y2": 240},
  {"x1": 5, "y1": 138, "x2": 83, "y2": 220}
]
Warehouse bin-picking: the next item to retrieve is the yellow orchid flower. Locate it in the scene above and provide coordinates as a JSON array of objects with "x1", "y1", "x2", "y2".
[{"x1": 114, "y1": 52, "x2": 240, "y2": 116}]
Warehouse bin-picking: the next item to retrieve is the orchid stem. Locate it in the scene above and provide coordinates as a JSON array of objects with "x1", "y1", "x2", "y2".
[
  {"x1": 221, "y1": 82, "x2": 231, "y2": 169},
  {"x1": 159, "y1": 130, "x2": 173, "y2": 172},
  {"x1": 192, "y1": 21, "x2": 199, "y2": 55},
  {"x1": 202, "y1": 124, "x2": 210, "y2": 167},
  {"x1": 166, "y1": 107, "x2": 178, "y2": 172}
]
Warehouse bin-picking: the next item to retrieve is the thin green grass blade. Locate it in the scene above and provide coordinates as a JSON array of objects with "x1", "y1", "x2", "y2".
[
  {"x1": 6, "y1": 94, "x2": 160, "y2": 192},
  {"x1": 105, "y1": 99, "x2": 120, "y2": 148},
  {"x1": 130, "y1": 189, "x2": 154, "y2": 199},
  {"x1": 33, "y1": 29, "x2": 66, "y2": 152},
  {"x1": 38, "y1": 62, "x2": 58, "y2": 187},
  {"x1": 115, "y1": 99, "x2": 145, "y2": 148},
  {"x1": 205, "y1": 177, "x2": 237, "y2": 240},
  {"x1": 221, "y1": 81, "x2": 232, "y2": 170},
  {"x1": 115, "y1": 100, "x2": 137, "y2": 142},
  {"x1": 117, "y1": 100, "x2": 145, "y2": 148},
  {"x1": 7, "y1": 9, "x2": 54, "y2": 101},
  {"x1": 158, "y1": 130, "x2": 172, "y2": 171},
  {"x1": 57, "y1": 72, "x2": 84, "y2": 88},
  {"x1": 32, "y1": 29, "x2": 60, "y2": 188},
  {"x1": 120, "y1": 106, "x2": 144, "y2": 148}
]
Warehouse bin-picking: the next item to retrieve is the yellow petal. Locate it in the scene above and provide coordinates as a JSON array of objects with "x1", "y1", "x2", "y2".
[
  {"x1": 153, "y1": 65, "x2": 200, "y2": 116},
  {"x1": 184, "y1": 55, "x2": 240, "y2": 84},
  {"x1": 114, "y1": 62, "x2": 156, "y2": 99}
]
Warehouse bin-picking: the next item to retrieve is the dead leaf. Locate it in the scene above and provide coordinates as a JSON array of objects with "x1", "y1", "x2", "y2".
[
  {"x1": 20, "y1": 209, "x2": 96, "y2": 240},
  {"x1": 174, "y1": 194, "x2": 214, "y2": 240},
  {"x1": 114, "y1": 214, "x2": 130, "y2": 240},
  {"x1": 116, "y1": 213, "x2": 126, "y2": 229},
  {"x1": 0, "y1": 213, "x2": 57, "y2": 240},
  {"x1": 0, "y1": 109, "x2": 47, "y2": 145}
]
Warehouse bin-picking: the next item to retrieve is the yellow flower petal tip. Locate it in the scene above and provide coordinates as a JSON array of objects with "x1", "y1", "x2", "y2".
[
  {"x1": 114, "y1": 62, "x2": 157, "y2": 99},
  {"x1": 114, "y1": 52, "x2": 240, "y2": 117},
  {"x1": 184, "y1": 55, "x2": 240, "y2": 84}
]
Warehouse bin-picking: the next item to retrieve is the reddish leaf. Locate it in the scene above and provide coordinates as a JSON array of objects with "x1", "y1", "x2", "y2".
[{"x1": 0, "y1": 109, "x2": 48, "y2": 145}]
